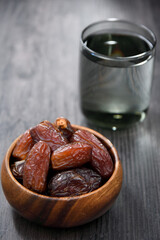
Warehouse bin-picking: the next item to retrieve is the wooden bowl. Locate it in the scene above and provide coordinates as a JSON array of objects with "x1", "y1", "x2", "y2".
[{"x1": 1, "y1": 125, "x2": 123, "y2": 228}]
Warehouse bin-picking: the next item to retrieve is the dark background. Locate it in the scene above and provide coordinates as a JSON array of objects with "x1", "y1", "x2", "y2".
[{"x1": 0, "y1": 0, "x2": 160, "y2": 239}]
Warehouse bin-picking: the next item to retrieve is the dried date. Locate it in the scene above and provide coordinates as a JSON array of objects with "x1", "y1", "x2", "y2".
[
  {"x1": 74, "y1": 168, "x2": 102, "y2": 190},
  {"x1": 40, "y1": 120, "x2": 55, "y2": 129},
  {"x1": 11, "y1": 160, "x2": 25, "y2": 180},
  {"x1": 54, "y1": 117, "x2": 74, "y2": 139},
  {"x1": 70, "y1": 130, "x2": 113, "y2": 179},
  {"x1": 48, "y1": 168, "x2": 101, "y2": 197},
  {"x1": 51, "y1": 142, "x2": 92, "y2": 170},
  {"x1": 10, "y1": 118, "x2": 114, "y2": 196},
  {"x1": 30, "y1": 121, "x2": 68, "y2": 152},
  {"x1": 12, "y1": 130, "x2": 34, "y2": 160},
  {"x1": 23, "y1": 141, "x2": 51, "y2": 193}
]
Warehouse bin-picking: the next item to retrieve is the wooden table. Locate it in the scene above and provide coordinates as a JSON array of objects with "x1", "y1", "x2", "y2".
[{"x1": 0, "y1": 0, "x2": 159, "y2": 239}]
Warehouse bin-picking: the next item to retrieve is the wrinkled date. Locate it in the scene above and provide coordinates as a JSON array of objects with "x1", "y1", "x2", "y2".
[
  {"x1": 11, "y1": 160, "x2": 25, "y2": 180},
  {"x1": 12, "y1": 130, "x2": 34, "y2": 160},
  {"x1": 74, "y1": 168, "x2": 102, "y2": 190},
  {"x1": 40, "y1": 120, "x2": 55, "y2": 129},
  {"x1": 51, "y1": 142, "x2": 92, "y2": 170},
  {"x1": 23, "y1": 141, "x2": 51, "y2": 193},
  {"x1": 48, "y1": 168, "x2": 102, "y2": 197},
  {"x1": 71, "y1": 130, "x2": 113, "y2": 179},
  {"x1": 11, "y1": 117, "x2": 114, "y2": 197},
  {"x1": 54, "y1": 117, "x2": 75, "y2": 140},
  {"x1": 30, "y1": 121, "x2": 68, "y2": 151}
]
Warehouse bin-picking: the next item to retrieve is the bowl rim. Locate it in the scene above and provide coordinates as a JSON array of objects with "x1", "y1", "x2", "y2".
[{"x1": 5, "y1": 124, "x2": 122, "y2": 201}]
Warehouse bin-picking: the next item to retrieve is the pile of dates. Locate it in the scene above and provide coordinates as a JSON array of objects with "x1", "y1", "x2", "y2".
[{"x1": 11, "y1": 117, "x2": 114, "y2": 197}]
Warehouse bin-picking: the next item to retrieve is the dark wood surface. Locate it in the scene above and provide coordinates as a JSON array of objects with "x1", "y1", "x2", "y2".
[{"x1": 0, "y1": 0, "x2": 159, "y2": 239}]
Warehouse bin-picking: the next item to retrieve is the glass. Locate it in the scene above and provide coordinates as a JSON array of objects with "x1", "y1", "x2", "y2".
[{"x1": 79, "y1": 19, "x2": 156, "y2": 130}]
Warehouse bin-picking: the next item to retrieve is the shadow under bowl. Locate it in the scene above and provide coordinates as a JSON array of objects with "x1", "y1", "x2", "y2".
[{"x1": 1, "y1": 125, "x2": 123, "y2": 228}]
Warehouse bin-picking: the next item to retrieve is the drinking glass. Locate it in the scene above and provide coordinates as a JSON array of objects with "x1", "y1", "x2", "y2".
[{"x1": 79, "y1": 19, "x2": 156, "y2": 130}]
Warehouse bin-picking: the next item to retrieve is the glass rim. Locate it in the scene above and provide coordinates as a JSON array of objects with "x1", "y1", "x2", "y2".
[{"x1": 80, "y1": 19, "x2": 157, "y2": 63}]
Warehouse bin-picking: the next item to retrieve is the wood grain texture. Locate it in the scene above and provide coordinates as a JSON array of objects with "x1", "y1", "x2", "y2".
[
  {"x1": 1, "y1": 125, "x2": 122, "y2": 228},
  {"x1": 0, "y1": 0, "x2": 160, "y2": 239}
]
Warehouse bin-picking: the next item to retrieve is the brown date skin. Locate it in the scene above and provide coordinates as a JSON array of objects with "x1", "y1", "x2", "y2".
[
  {"x1": 11, "y1": 160, "x2": 25, "y2": 180},
  {"x1": 48, "y1": 168, "x2": 102, "y2": 197},
  {"x1": 70, "y1": 130, "x2": 113, "y2": 179},
  {"x1": 23, "y1": 141, "x2": 51, "y2": 193},
  {"x1": 40, "y1": 120, "x2": 55, "y2": 129},
  {"x1": 54, "y1": 117, "x2": 74, "y2": 140},
  {"x1": 51, "y1": 142, "x2": 92, "y2": 170},
  {"x1": 30, "y1": 121, "x2": 68, "y2": 152},
  {"x1": 12, "y1": 130, "x2": 35, "y2": 160},
  {"x1": 74, "y1": 168, "x2": 102, "y2": 191}
]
